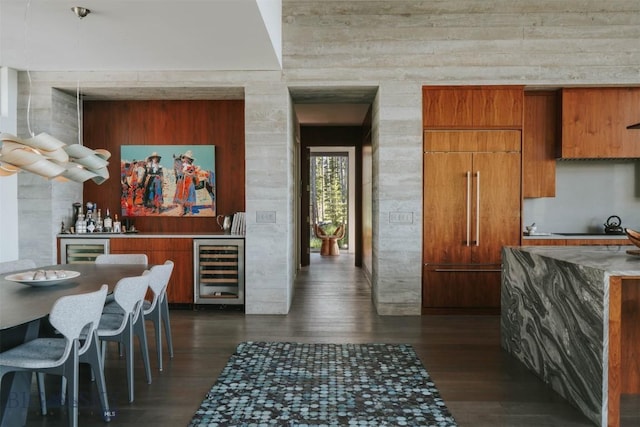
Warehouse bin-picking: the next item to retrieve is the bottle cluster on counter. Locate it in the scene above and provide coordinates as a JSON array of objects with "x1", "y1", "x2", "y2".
[{"x1": 68, "y1": 202, "x2": 122, "y2": 234}]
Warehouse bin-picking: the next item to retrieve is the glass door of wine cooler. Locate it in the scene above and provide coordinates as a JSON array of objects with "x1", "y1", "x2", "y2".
[
  {"x1": 193, "y1": 238, "x2": 245, "y2": 305},
  {"x1": 59, "y1": 238, "x2": 110, "y2": 263}
]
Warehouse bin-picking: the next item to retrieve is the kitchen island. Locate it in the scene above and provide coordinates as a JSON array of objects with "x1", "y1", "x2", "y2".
[{"x1": 501, "y1": 245, "x2": 640, "y2": 427}]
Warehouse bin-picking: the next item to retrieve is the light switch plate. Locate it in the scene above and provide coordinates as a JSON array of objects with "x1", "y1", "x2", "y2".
[
  {"x1": 389, "y1": 212, "x2": 413, "y2": 224},
  {"x1": 256, "y1": 211, "x2": 276, "y2": 224}
]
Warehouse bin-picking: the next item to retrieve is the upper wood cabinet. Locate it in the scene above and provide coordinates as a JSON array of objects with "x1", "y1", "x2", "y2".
[
  {"x1": 423, "y1": 86, "x2": 524, "y2": 128},
  {"x1": 561, "y1": 87, "x2": 640, "y2": 158},
  {"x1": 523, "y1": 91, "x2": 559, "y2": 198}
]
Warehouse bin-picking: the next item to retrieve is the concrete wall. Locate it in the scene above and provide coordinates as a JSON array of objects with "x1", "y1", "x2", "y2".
[
  {"x1": 281, "y1": 0, "x2": 640, "y2": 315},
  {"x1": 0, "y1": 67, "x2": 19, "y2": 262},
  {"x1": 7, "y1": 1, "x2": 640, "y2": 314},
  {"x1": 245, "y1": 82, "x2": 295, "y2": 314}
]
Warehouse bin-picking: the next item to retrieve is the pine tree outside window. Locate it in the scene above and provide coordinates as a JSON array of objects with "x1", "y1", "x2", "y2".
[{"x1": 309, "y1": 153, "x2": 349, "y2": 251}]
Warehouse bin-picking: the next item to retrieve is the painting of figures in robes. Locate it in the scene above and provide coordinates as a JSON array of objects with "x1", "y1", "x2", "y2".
[{"x1": 120, "y1": 145, "x2": 216, "y2": 217}]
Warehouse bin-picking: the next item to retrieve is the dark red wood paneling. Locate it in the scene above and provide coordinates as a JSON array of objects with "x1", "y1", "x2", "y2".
[{"x1": 82, "y1": 100, "x2": 245, "y2": 233}]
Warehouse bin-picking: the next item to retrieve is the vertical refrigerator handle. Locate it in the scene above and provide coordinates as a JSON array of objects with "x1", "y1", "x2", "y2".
[
  {"x1": 466, "y1": 171, "x2": 471, "y2": 246},
  {"x1": 475, "y1": 171, "x2": 480, "y2": 246}
]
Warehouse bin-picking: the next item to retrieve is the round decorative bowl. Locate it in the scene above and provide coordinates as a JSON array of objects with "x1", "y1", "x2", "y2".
[
  {"x1": 625, "y1": 228, "x2": 640, "y2": 256},
  {"x1": 4, "y1": 270, "x2": 80, "y2": 287}
]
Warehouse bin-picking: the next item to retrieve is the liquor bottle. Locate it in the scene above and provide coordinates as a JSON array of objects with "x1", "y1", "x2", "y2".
[
  {"x1": 76, "y1": 212, "x2": 86, "y2": 233},
  {"x1": 86, "y1": 210, "x2": 96, "y2": 233},
  {"x1": 113, "y1": 214, "x2": 122, "y2": 233},
  {"x1": 103, "y1": 208, "x2": 113, "y2": 233},
  {"x1": 95, "y1": 209, "x2": 103, "y2": 233}
]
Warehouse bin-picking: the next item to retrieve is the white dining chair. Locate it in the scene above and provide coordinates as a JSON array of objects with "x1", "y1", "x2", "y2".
[
  {"x1": 143, "y1": 260, "x2": 175, "y2": 371},
  {"x1": 96, "y1": 253, "x2": 148, "y2": 308},
  {"x1": 0, "y1": 259, "x2": 54, "y2": 417},
  {"x1": 97, "y1": 271, "x2": 152, "y2": 403},
  {"x1": 0, "y1": 259, "x2": 37, "y2": 274},
  {"x1": 103, "y1": 260, "x2": 175, "y2": 371},
  {"x1": 0, "y1": 285, "x2": 110, "y2": 427},
  {"x1": 95, "y1": 253, "x2": 148, "y2": 265}
]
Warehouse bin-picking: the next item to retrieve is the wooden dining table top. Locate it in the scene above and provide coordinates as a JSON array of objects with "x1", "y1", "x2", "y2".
[{"x1": 0, "y1": 263, "x2": 149, "y2": 330}]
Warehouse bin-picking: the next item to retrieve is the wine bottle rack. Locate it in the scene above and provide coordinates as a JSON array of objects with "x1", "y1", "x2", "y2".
[
  {"x1": 193, "y1": 239, "x2": 244, "y2": 305},
  {"x1": 59, "y1": 238, "x2": 110, "y2": 263}
]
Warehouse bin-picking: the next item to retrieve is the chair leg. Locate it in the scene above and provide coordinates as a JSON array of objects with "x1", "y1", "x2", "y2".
[
  {"x1": 36, "y1": 373, "x2": 47, "y2": 415},
  {"x1": 134, "y1": 315, "x2": 152, "y2": 384},
  {"x1": 161, "y1": 298, "x2": 174, "y2": 359},
  {"x1": 151, "y1": 310, "x2": 163, "y2": 371},
  {"x1": 61, "y1": 377, "x2": 67, "y2": 405},
  {"x1": 124, "y1": 321, "x2": 135, "y2": 403},
  {"x1": 84, "y1": 333, "x2": 111, "y2": 422},
  {"x1": 65, "y1": 343, "x2": 79, "y2": 427}
]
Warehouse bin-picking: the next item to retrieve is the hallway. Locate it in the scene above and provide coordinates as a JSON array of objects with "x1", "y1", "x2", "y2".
[{"x1": 26, "y1": 254, "x2": 632, "y2": 426}]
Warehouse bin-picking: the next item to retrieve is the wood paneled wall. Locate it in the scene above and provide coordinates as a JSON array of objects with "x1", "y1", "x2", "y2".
[{"x1": 82, "y1": 100, "x2": 245, "y2": 233}]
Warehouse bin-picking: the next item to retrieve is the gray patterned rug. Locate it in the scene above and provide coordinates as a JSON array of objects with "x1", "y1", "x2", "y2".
[{"x1": 189, "y1": 341, "x2": 457, "y2": 426}]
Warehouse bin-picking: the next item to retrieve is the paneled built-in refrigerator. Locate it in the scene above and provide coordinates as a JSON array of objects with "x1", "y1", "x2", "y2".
[{"x1": 422, "y1": 130, "x2": 521, "y2": 313}]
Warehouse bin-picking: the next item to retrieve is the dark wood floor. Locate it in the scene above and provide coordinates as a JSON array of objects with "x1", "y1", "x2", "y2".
[{"x1": 18, "y1": 253, "x2": 639, "y2": 426}]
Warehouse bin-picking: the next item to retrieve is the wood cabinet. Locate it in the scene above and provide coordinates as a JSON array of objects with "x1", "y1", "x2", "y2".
[
  {"x1": 523, "y1": 91, "x2": 559, "y2": 198},
  {"x1": 422, "y1": 86, "x2": 524, "y2": 128},
  {"x1": 58, "y1": 234, "x2": 245, "y2": 305},
  {"x1": 109, "y1": 238, "x2": 194, "y2": 304},
  {"x1": 423, "y1": 130, "x2": 522, "y2": 314},
  {"x1": 561, "y1": 87, "x2": 640, "y2": 158}
]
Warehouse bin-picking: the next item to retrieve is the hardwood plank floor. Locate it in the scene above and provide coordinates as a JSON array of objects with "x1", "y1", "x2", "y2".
[{"x1": 16, "y1": 253, "x2": 639, "y2": 426}]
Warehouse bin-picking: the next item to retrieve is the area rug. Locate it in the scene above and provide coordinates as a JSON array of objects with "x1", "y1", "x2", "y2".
[{"x1": 189, "y1": 341, "x2": 457, "y2": 426}]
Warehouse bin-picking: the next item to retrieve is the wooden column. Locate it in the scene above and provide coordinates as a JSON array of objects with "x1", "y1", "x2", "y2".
[{"x1": 608, "y1": 276, "x2": 640, "y2": 427}]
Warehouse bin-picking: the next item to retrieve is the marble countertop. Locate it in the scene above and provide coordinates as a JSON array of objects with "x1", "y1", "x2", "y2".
[
  {"x1": 57, "y1": 232, "x2": 244, "y2": 238},
  {"x1": 522, "y1": 233, "x2": 629, "y2": 239},
  {"x1": 515, "y1": 245, "x2": 640, "y2": 276}
]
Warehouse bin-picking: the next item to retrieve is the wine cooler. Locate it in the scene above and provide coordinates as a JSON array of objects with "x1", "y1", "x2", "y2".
[
  {"x1": 59, "y1": 238, "x2": 110, "y2": 263},
  {"x1": 193, "y1": 238, "x2": 245, "y2": 305}
]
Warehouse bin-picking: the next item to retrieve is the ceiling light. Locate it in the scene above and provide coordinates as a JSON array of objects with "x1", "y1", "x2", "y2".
[{"x1": 71, "y1": 7, "x2": 91, "y2": 19}]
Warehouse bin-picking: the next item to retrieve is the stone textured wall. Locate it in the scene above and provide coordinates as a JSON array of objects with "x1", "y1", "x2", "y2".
[
  {"x1": 281, "y1": 0, "x2": 640, "y2": 315},
  {"x1": 282, "y1": 1, "x2": 640, "y2": 84},
  {"x1": 244, "y1": 82, "x2": 294, "y2": 314},
  {"x1": 12, "y1": 1, "x2": 640, "y2": 314},
  {"x1": 17, "y1": 81, "x2": 80, "y2": 266}
]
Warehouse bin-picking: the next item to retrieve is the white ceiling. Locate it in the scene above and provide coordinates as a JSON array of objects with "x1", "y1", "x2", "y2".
[
  {"x1": 0, "y1": 0, "x2": 372, "y2": 125},
  {"x1": 0, "y1": 0, "x2": 282, "y2": 71}
]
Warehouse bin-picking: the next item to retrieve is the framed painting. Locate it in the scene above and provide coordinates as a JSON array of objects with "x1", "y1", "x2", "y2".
[{"x1": 120, "y1": 145, "x2": 216, "y2": 217}]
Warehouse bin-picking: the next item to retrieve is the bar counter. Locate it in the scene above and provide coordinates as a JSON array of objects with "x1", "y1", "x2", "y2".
[{"x1": 501, "y1": 245, "x2": 640, "y2": 427}]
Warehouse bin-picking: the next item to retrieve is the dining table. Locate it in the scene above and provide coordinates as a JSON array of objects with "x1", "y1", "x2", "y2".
[{"x1": 0, "y1": 262, "x2": 149, "y2": 427}]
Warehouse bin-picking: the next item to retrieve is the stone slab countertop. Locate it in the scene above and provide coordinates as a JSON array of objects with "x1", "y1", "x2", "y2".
[
  {"x1": 514, "y1": 245, "x2": 640, "y2": 276},
  {"x1": 522, "y1": 233, "x2": 630, "y2": 240},
  {"x1": 57, "y1": 232, "x2": 244, "y2": 238}
]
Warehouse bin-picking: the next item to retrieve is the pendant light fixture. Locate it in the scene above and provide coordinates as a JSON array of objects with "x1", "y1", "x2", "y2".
[
  {"x1": 0, "y1": 4, "x2": 111, "y2": 184},
  {"x1": 59, "y1": 5, "x2": 112, "y2": 184},
  {"x1": 0, "y1": 133, "x2": 67, "y2": 178}
]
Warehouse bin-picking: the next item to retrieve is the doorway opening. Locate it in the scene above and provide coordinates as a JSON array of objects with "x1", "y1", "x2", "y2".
[
  {"x1": 291, "y1": 86, "x2": 376, "y2": 269},
  {"x1": 309, "y1": 150, "x2": 352, "y2": 253}
]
